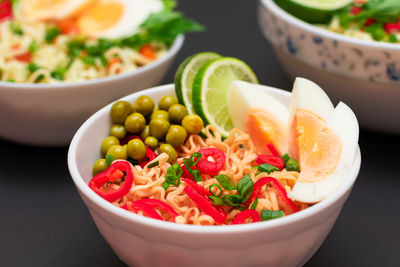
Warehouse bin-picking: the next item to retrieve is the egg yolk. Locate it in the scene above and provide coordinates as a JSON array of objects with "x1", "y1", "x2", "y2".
[
  {"x1": 77, "y1": 1, "x2": 123, "y2": 35},
  {"x1": 289, "y1": 109, "x2": 342, "y2": 183},
  {"x1": 246, "y1": 108, "x2": 287, "y2": 155}
]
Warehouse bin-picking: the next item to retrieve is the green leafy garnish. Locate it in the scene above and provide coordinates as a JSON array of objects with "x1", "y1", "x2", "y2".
[
  {"x1": 237, "y1": 174, "x2": 254, "y2": 203},
  {"x1": 208, "y1": 183, "x2": 222, "y2": 197},
  {"x1": 255, "y1": 163, "x2": 279, "y2": 174},
  {"x1": 286, "y1": 158, "x2": 300, "y2": 172},
  {"x1": 9, "y1": 22, "x2": 23, "y2": 35},
  {"x1": 45, "y1": 27, "x2": 61, "y2": 43},
  {"x1": 51, "y1": 66, "x2": 67, "y2": 80},
  {"x1": 147, "y1": 160, "x2": 159, "y2": 168},
  {"x1": 261, "y1": 210, "x2": 284, "y2": 221},
  {"x1": 162, "y1": 163, "x2": 182, "y2": 190},
  {"x1": 250, "y1": 198, "x2": 258, "y2": 210},
  {"x1": 183, "y1": 152, "x2": 202, "y2": 182},
  {"x1": 281, "y1": 153, "x2": 290, "y2": 166},
  {"x1": 28, "y1": 40, "x2": 39, "y2": 53},
  {"x1": 215, "y1": 174, "x2": 236, "y2": 190},
  {"x1": 105, "y1": 155, "x2": 114, "y2": 167},
  {"x1": 209, "y1": 196, "x2": 225, "y2": 206},
  {"x1": 221, "y1": 194, "x2": 243, "y2": 206},
  {"x1": 26, "y1": 62, "x2": 41, "y2": 73}
]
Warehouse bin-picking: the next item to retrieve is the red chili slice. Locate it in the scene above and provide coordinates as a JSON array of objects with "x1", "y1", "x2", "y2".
[
  {"x1": 132, "y1": 199, "x2": 178, "y2": 220},
  {"x1": 231, "y1": 209, "x2": 261, "y2": 224},
  {"x1": 256, "y1": 154, "x2": 285, "y2": 170},
  {"x1": 184, "y1": 185, "x2": 226, "y2": 224},
  {"x1": 0, "y1": 0, "x2": 12, "y2": 21},
  {"x1": 350, "y1": 6, "x2": 362, "y2": 15},
  {"x1": 181, "y1": 178, "x2": 211, "y2": 196},
  {"x1": 196, "y1": 148, "x2": 225, "y2": 175},
  {"x1": 139, "y1": 147, "x2": 157, "y2": 168},
  {"x1": 89, "y1": 161, "x2": 134, "y2": 202},
  {"x1": 384, "y1": 20, "x2": 400, "y2": 33},
  {"x1": 121, "y1": 201, "x2": 163, "y2": 220},
  {"x1": 246, "y1": 177, "x2": 299, "y2": 215},
  {"x1": 14, "y1": 52, "x2": 32, "y2": 62},
  {"x1": 266, "y1": 143, "x2": 281, "y2": 157}
]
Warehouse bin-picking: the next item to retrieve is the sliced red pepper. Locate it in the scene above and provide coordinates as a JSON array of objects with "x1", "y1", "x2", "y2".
[
  {"x1": 196, "y1": 148, "x2": 225, "y2": 175},
  {"x1": 131, "y1": 199, "x2": 178, "y2": 221},
  {"x1": 350, "y1": 6, "x2": 362, "y2": 15},
  {"x1": 184, "y1": 185, "x2": 226, "y2": 224},
  {"x1": 121, "y1": 201, "x2": 163, "y2": 220},
  {"x1": 0, "y1": 0, "x2": 12, "y2": 21},
  {"x1": 139, "y1": 44, "x2": 156, "y2": 60},
  {"x1": 139, "y1": 147, "x2": 157, "y2": 168},
  {"x1": 266, "y1": 143, "x2": 280, "y2": 157},
  {"x1": 181, "y1": 178, "x2": 211, "y2": 196},
  {"x1": 255, "y1": 154, "x2": 285, "y2": 170},
  {"x1": 89, "y1": 161, "x2": 134, "y2": 202},
  {"x1": 384, "y1": 20, "x2": 400, "y2": 34},
  {"x1": 231, "y1": 209, "x2": 261, "y2": 224},
  {"x1": 246, "y1": 177, "x2": 299, "y2": 215},
  {"x1": 14, "y1": 52, "x2": 32, "y2": 62},
  {"x1": 364, "y1": 18, "x2": 376, "y2": 27}
]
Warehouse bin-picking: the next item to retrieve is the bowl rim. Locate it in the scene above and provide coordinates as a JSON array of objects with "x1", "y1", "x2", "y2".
[
  {"x1": 260, "y1": 0, "x2": 400, "y2": 50},
  {"x1": 68, "y1": 83, "x2": 362, "y2": 234},
  {"x1": 0, "y1": 35, "x2": 184, "y2": 90}
]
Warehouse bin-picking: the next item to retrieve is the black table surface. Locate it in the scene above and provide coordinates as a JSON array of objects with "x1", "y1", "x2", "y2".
[{"x1": 1, "y1": 1, "x2": 400, "y2": 266}]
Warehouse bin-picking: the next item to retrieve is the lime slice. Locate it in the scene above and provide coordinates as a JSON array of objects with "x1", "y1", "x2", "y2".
[
  {"x1": 192, "y1": 57, "x2": 259, "y2": 138},
  {"x1": 174, "y1": 52, "x2": 222, "y2": 114},
  {"x1": 274, "y1": 0, "x2": 352, "y2": 23}
]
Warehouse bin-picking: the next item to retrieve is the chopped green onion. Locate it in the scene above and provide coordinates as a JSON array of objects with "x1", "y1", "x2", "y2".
[
  {"x1": 209, "y1": 183, "x2": 222, "y2": 197},
  {"x1": 286, "y1": 158, "x2": 300, "y2": 172},
  {"x1": 10, "y1": 22, "x2": 23, "y2": 35},
  {"x1": 281, "y1": 153, "x2": 290, "y2": 166},
  {"x1": 389, "y1": 34, "x2": 398, "y2": 43},
  {"x1": 209, "y1": 196, "x2": 225, "y2": 206},
  {"x1": 215, "y1": 174, "x2": 236, "y2": 190},
  {"x1": 221, "y1": 194, "x2": 242, "y2": 206},
  {"x1": 34, "y1": 74, "x2": 45, "y2": 83},
  {"x1": 26, "y1": 62, "x2": 41, "y2": 73},
  {"x1": 250, "y1": 198, "x2": 258, "y2": 210},
  {"x1": 45, "y1": 27, "x2": 61, "y2": 43},
  {"x1": 147, "y1": 160, "x2": 159, "y2": 168},
  {"x1": 51, "y1": 66, "x2": 67, "y2": 80},
  {"x1": 6, "y1": 79, "x2": 15, "y2": 83},
  {"x1": 105, "y1": 155, "x2": 114, "y2": 167},
  {"x1": 183, "y1": 152, "x2": 202, "y2": 182},
  {"x1": 28, "y1": 40, "x2": 39, "y2": 53},
  {"x1": 257, "y1": 163, "x2": 279, "y2": 174},
  {"x1": 237, "y1": 174, "x2": 254, "y2": 203},
  {"x1": 81, "y1": 56, "x2": 96, "y2": 65},
  {"x1": 261, "y1": 210, "x2": 284, "y2": 221},
  {"x1": 163, "y1": 163, "x2": 183, "y2": 189}
]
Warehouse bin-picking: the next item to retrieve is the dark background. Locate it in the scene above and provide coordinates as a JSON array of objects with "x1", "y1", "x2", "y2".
[{"x1": 1, "y1": 1, "x2": 399, "y2": 266}]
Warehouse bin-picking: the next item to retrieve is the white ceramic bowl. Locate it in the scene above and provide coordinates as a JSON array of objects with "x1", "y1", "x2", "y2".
[
  {"x1": 68, "y1": 83, "x2": 361, "y2": 267},
  {"x1": 0, "y1": 35, "x2": 184, "y2": 146},
  {"x1": 258, "y1": 0, "x2": 400, "y2": 134}
]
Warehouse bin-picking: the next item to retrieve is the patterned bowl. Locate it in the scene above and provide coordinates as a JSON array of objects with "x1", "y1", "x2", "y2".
[{"x1": 258, "y1": 0, "x2": 400, "y2": 133}]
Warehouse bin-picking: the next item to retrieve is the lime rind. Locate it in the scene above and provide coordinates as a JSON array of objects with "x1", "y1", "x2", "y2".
[
  {"x1": 192, "y1": 57, "x2": 258, "y2": 138},
  {"x1": 174, "y1": 52, "x2": 222, "y2": 114}
]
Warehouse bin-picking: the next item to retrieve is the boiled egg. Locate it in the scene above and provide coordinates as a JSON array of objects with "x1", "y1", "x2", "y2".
[
  {"x1": 20, "y1": 0, "x2": 97, "y2": 22},
  {"x1": 227, "y1": 80, "x2": 289, "y2": 155},
  {"x1": 76, "y1": 0, "x2": 164, "y2": 38},
  {"x1": 287, "y1": 77, "x2": 359, "y2": 203}
]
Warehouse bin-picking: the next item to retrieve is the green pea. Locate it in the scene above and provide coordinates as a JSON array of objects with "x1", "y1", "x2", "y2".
[
  {"x1": 166, "y1": 125, "x2": 187, "y2": 148},
  {"x1": 101, "y1": 136, "x2": 120, "y2": 156},
  {"x1": 144, "y1": 136, "x2": 159, "y2": 150},
  {"x1": 124, "y1": 112, "x2": 146, "y2": 133},
  {"x1": 149, "y1": 118, "x2": 170, "y2": 140},
  {"x1": 106, "y1": 145, "x2": 127, "y2": 160},
  {"x1": 158, "y1": 95, "x2": 178, "y2": 111},
  {"x1": 134, "y1": 95, "x2": 155, "y2": 117},
  {"x1": 168, "y1": 104, "x2": 188, "y2": 124},
  {"x1": 92, "y1": 159, "x2": 107, "y2": 176},
  {"x1": 158, "y1": 143, "x2": 178, "y2": 163},
  {"x1": 140, "y1": 125, "x2": 150, "y2": 140},
  {"x1": 110, "y1": 101, "x2": 133, "y2": 124},
  {"x1": 286, "y1": 158, "x2": 300, "y2": 172},
  {"x1": 110, "y1": 124, "x2": 126, "y2": 140},
  {"x1": 181, "y1": 114, "x2": 204, "y2": 134},
  {"x1": 127, "y1": 139, "x2": 147, "y2": 160},
  {"x1": 150, "y1": 110, "x2": 169, "y2": 121}
]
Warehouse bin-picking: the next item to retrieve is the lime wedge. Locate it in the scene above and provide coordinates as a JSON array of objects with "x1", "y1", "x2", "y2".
[
  {"x1": 192, "y1": 57, "x2": 258, "y2": 138},
  {"x1": 274, "y1": 0, "x2": 352, "y2": 23},
  {"x1": 174, "y1": 52, "x2": 222, "y2": 114}
]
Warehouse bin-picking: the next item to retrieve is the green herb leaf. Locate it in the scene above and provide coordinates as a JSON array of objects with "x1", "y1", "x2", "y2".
[
  {"x1": 237, "y1": 174, "x2": 254, "y2": 203},
  {"x1": 26, "y1": 62, "x2": 41, "y2": 73},
  {"x1": 105, "y1": 155, "x2": 114, "y2": 167},
  {"x1": 215, "y1": 174, "x2": 237, "y2": 190},
  {"x1": 9, "y1": 22, "x2": 23, "y2": 35},
  {"x1": 163, "y1": 163, "x2": 183, "y2": 189},
  {"x1": 250, "y1": 198, "x2": 258, "y2": 210},
  {"x1": 147, "y1": 160, "x2": 159, "y2": 168},
  {"x1": 261, "y1": 210, "x2": 284, "y2": 221},
  {"x1": 222, "y1": 194, "x2": 243, "y2": 206},
  {"x1": 45, "y1": 27, "x2": 61, "y2": 43},
  {"x1": 209, "y1": 196, "x2": 225, "y2": 206},
  {"x1": 28, "y1": 40, "x2": 39, "y2": 53},
  {"x1": 51, "y1": 66, "x2": 67, "y2": 80}
]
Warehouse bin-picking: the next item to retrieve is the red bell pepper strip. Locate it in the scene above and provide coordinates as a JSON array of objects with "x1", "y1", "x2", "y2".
[
  {"x1": 184, "y1": 185, "x2": 227, "y2": 224},
  {"x1": 196, "y1": 148, "x2": 225, "y2": 175},
  {"x1": 181, "y1": 178, "x2": 211, "y2": 196},
  {"x1": 139, "y1": 44, "x2": 156, "y2": 60},
  {"x1": 89, "y1": 161, "x2": 134, "y2": 202},
  {"x1": 266, "y1": 143, "x2": 280, "y2": 157},
  {"x1": 350, "y1": 6, "x2": 362, "y2": 15},
  {"x1": 364, "y1": 18, "x2": 376, "y2": 27},
  {"x1": 231, "y1": 209, "x2": 261, "y2": 224},
  {"x1": 14, "y1": 52, "x2": 32, "y2": 62},
  {"x1": 384, "y1": 20, "x2": 400, "y2": 34},
  {"x1": 246, "y1": 177, "x2": 299, "y2": 214},
  {"x1": 255, "y1": 154, "x2": 285, "y2": 170},
  {"x1": 0, "y1": 0, "x2": 12, "y2": 21},
  {"x1": 121, "y1": 201, "x2": 163, "y2": 220}
]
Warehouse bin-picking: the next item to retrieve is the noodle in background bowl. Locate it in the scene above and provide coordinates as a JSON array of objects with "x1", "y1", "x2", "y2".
[
  {"x1": 68, "y1": 84, "x2": 361, "y2": 267},
  {"x1": 258, "y1": 0, "x2": 400, "y2": 134},
  {"x1": 0, "y1": 35, "x2": 184, "y2": 146}
]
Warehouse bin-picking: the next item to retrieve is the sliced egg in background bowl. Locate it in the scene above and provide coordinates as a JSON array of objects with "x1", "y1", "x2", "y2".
[{"x1": 227, "y1": 77, "x2": 359, "y2": 203}]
